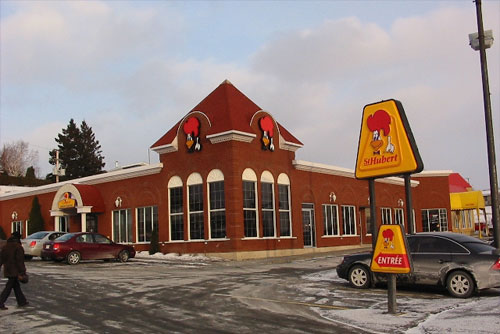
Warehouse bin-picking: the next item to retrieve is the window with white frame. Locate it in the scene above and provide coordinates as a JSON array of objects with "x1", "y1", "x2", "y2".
[
  {"x1": 208, "y1": 169, "x2": 226, "y2": 239},
  {"x1": 113, "y1": 209, "x2": 132, "y2": 243},
  {"x1": 188, "y1": 173, "x2": 204, "y2": 240},
  {"x1": 395, "y1": 208, "x2": 405, "y2": 226},
  {"x1": 58, "y1": 216, "x2": 69, "y2": 232},
  {"x1": 323, "y1": 204, "x2": 339, "y2": 236},
  {"x1": 168, "y1": 176, "x2": 184, "y2": 241},
  {"x1": 381, "y1": 208, "x2": 392, "y2": 224},
  {"x1": 12, "y1": 221, "x2": 23, "y2": 235},
  {"x1": 342, "y1": 205, "x2": 356, "y2": 235},
  {"x1": 137, "y1": 206, "x2": 158, "y2": 243},
  {"x1": 278, "y1": 173, "x2": 291, "y2": 237},
  {"x1": 261, "y1": 171, "x2": 275, "y2": 237},
  {"x1": 422, "y1": 208, "x2": 448, "y2": 232},
  {"x1": 242, "y1": 168, "x2": 258, "y2": 238}
]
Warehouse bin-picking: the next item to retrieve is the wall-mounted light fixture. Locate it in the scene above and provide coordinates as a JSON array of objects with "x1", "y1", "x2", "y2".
[
  {"x1": 398, "y1": 199, "x2": 404, "y2": 207},
  {"x1": 329, "y1": 192, "x2": 336, "y2": 203},
  {"x1": 115, "y1": 197, "x2": 122, "y2": 208},
  {"x1": 11, "y1": 211, "x2": 18, "y2": 220}
]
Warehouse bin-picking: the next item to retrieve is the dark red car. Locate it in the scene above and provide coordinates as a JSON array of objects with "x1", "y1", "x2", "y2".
[{"x1": 41, "y1": 232, "x2": 135, "y2": 265}]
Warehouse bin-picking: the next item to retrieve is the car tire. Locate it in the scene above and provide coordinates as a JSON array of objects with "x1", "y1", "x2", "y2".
[
  {"x1": 446, "y1": 270, "x2": 475, "y2": 298},
  {"x1": 118, "y1": 250, "x2": 130, "y2": 263},
  {"x1": 66, "y1": 251, "x2": 81, "y2": 265},
  {"x1": 348, "y1": 264, "x2": 371, "y2": 289}
]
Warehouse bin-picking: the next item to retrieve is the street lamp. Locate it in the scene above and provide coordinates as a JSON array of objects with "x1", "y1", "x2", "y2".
[{"x1": 470, "y1": 0, "x2": 499, "y2": 249}]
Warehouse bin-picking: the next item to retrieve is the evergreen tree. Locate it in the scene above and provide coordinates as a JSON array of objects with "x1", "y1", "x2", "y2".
[
  {"x1": 28, "y1": 196, "x2": 45, "y2": 233},
  {"x1": 49, "y1": 119, "x2": 105, "y2": 180},
  {"x1": 149, "y1": 228, "x2": 160, "y2": 255},
  {"x1": 26, "y1": 166, "x2": 36, "y2": 179}
]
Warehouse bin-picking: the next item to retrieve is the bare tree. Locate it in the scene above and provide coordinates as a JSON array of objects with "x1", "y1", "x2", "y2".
[{"x1": 0, "y1": 140, "x2": 39, "y2": 177}]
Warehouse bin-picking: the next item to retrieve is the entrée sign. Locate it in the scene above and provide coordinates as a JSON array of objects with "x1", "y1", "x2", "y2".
[{"x1": 370, "y1": 225, "x2": 412, "y2": 274}]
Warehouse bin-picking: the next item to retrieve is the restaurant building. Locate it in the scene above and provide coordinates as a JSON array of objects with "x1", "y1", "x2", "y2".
[{"x1": 0, "y1": 81, "x2": 453, "y2": 259}]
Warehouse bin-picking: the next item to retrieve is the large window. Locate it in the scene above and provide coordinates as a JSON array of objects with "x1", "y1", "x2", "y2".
[
  {"x1": 395, "y1": 208, "x2": 405, "y2": 226},
  {"x1": 422, "y1": 208, "x2": 448, "y2": 232},
  {"x1": 278, "y1": 173, "x2": 291, "y2": 237},
  {"x1": 113, "y1": 209, "x2": 132, "y2": 243},
  {"x1": 342, "y1": 205, "x2": 356, "y2": 235},
  {"x1": 12, "y1": 221, "x2": 23, "y2": 235},
  {"x1": 323, "y1": 204, "x2": 339, "y2": 236},
  {"x1": 208, "y1": 169, "x2": 226, "y2": 239},
  {"x1": 137, "y1": 206, "x2": 158, "y2": 243},
  {"x1": 188, "y1": 173, "x2": 204, "y2": 240},
  {"x1": 381, "y1": 208, "x2": 392, "y2": 224},
  {"x1": 243, "y1": 169, "x2": 258, "y2": 238},
  {"x1": 169, "y1": 176, "x2": 184, "y2": 241},
  {"x1": 261, "y1": 171, "x2": 275, "y2": 237}
]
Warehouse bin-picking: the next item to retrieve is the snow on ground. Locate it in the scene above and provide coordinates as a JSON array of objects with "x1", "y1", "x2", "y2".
[{"x1": 302, "y1": 269, "x2": 500, "y2": 334}]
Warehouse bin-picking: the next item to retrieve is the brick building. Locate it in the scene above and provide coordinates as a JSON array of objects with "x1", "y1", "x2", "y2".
[{"x1": 0, "y1": 81, "x2": 452, "y2": 259}]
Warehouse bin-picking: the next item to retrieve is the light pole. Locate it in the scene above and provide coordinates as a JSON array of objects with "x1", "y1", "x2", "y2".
[{"x1": 469, "y1": 0, "x2": 499, "y2": 249}]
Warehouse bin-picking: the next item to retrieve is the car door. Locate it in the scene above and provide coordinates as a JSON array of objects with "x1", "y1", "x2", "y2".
[
  {"x1": 76, "y1": 233, "x2": 99, "y2": 260},
  {"x1": 93, "y1": 233, "x2": 116, "y2": 259},
  {"x1": 409, "y1": 236, "x2": 453, "y2": 285}
]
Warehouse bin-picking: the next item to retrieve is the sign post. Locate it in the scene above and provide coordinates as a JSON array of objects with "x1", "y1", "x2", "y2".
[{"x1": 355, "y1": 99, "x2": 423, "y2": 314}]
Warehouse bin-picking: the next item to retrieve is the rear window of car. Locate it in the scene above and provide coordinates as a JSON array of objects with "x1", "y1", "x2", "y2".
[
  {"x1": 27, "y1": 232, "x2": 50, "y2": 239},
  {"x1": 463, "y1": 241, "x2": 495, "y2": 253}
]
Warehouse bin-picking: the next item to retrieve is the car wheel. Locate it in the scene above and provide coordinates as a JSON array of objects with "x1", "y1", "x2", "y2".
[
  {"x1": 446, "y1": 270, "x2": 475, "y2": 298},
  {"x1": 348, "y1": 264, "x2": 371, "y2": 289},
  {"x1": 24, "y1": 255, "x2": 33, "y2": 261},
  {"x1": 118, "y1": 250, "x2": 130, "y2": 263},
  {"x1": 66, "y1": 251, "x2": 81, "y2": 265}
]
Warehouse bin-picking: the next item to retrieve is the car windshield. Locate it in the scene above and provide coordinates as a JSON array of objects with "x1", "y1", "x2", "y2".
[
  {"x1": 463, "y1": 241, "x2": 496, "y2": 253},
  {"x1": 55, "y1": 233, "x2": 75, "y2": 242},
  {"x1": 26, "y1": 232, "x2": 50, "y2": 240}
]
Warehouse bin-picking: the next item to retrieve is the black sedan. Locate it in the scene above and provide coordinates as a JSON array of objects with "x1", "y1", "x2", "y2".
[
  {"x1": 336, "y1": 232, "x2": 500, "y2": 298},
  {"x1": 41, "y1": 232, "x2": 136, "y2": 265}
]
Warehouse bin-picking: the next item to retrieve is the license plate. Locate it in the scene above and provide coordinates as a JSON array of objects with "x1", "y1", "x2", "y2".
[{"x1": 45, "y1": 245, "x2": 50, "y2": 249}]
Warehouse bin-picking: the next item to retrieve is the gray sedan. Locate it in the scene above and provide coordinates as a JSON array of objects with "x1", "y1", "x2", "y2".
[
  {"x1": 336, "y1": 232, "x2": 500, "y2": 298},
  {"x1": 22, "y1": 231, "x2": 67, "y2": 259}
]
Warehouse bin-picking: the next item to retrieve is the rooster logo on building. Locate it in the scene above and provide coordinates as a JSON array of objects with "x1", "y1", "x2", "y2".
[
  {"x1": 367, "y1": 110, "x2": 395, "y2": 155},
  {"x1": 259, "y1": 116, "x2": 275, "y2": 151},
  {"x1": 183, "y1": 117, "x2": 202, "y2": 153}
]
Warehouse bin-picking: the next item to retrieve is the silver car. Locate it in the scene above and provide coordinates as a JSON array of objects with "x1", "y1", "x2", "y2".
[{"x1": 22, "y1": 231, "x2": 67, "y2": 260}]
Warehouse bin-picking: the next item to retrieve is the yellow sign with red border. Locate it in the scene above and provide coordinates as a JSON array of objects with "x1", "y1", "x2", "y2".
[
  {"x1": 355, "y1": 99, "x2": 423, "y2": 179},
  {"x1": 371, "y1": 224, "x2": 412, "y2": 274}
]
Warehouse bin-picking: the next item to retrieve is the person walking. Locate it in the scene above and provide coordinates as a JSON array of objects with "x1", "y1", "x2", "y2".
[{"x1": 0, "y1": 231, "x2": 29, "y2": 310}]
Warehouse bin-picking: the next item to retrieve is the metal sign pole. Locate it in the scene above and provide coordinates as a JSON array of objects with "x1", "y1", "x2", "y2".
[
  {"x1": 388, "y1": 274, "x2": 397, "y2": 313},
  {"x1": 404, "y1": 175, "x2": 415, "y2": 234},
  {"x1": 369, "y1": 179, "x2": 377, "y2": 250}
]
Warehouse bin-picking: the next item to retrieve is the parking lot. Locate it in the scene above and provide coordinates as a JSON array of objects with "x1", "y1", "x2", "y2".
[{"x1": 1, "y1": 251, "x2": 499, "y2": 334}]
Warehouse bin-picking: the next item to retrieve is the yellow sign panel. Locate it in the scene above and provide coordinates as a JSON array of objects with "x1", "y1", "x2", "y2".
[
  {"x1": 355, "y1": 99, "x2": 423, "y2": 179},
  {"x1": 58, "y1": 192, "x2": 76, "y2": 209},
  {"x1": 371, "y1": 225, "x2": 412, "y2": 274}
]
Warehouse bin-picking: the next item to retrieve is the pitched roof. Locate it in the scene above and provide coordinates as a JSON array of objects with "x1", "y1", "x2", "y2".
[{"x1": 151, "y1": 80, "x2": 302, "y2": 149}]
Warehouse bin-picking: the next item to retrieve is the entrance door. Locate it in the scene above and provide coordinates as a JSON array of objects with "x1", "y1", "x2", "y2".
[
  {"x1": 302, "y1": 203, "x2": 316, "y2": 247},
  {"x1": 86, "y1": 214, "x2": 98, "y2": 233}
]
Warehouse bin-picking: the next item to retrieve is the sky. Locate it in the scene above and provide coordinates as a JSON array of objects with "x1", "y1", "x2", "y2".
[{"x1": 0, "y1": 0, "x2": 499, "y2": 190}]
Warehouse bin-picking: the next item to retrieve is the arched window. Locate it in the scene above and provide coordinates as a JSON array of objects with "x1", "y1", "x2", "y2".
[
  {"x1": 187, "y1": 173, "x2": 204, "y2": 240},
  {"x1": 168, "y1": 176, "x2": 184, "y2": 241},
  {"x1": 207, "y1": 169, "x2": 226, "y2": 239},
  {"x1": 277, "y1": 173, "x2": 291, "y2": 237},
  {"x1": 261, "y1": 171, "x2": 275, "y2": 237},
  {"x1": 242, "y1": 168, "x2": 258, "y2": 238}
]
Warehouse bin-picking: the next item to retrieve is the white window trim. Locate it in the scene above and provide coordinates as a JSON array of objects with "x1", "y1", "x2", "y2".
[
  {"x1": 278, "y1": 173, "x2": 292, "y2": 237},
  {"x1": 261, "y1": 170, "x2": 276, "y2": 238},
  {"x1": 323, "y1": 204, "x2": 340, "y2": 236},
  {"x1": 168, "y1": 176, "x2": 184, "y2": 242},
  {"x1": 135, "y1": 206, "x2": 158, "y2": 244},
  {"x1": 395, "y1": 208, "x2": 405, "y2": 226},
  {"x1": 187, "y1": 173, "x2": 204, "y2": 241},
  {"x1": 112, "y1": 208, "x2": 133, "y2": 244},
  {"x1": 341, "y1": 205, "x2": 357, "y2": 236},
  {"x1": 207, "y1": 169, "x2": 225, "y2": 240},
  {"x1": 381, "y1": 207, "x2": 392, "y2": 225}
]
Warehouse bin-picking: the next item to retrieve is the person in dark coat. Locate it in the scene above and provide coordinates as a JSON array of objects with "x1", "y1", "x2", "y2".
[{"x1": 0, "y1": 231, "x2": 28, "y2": 310}]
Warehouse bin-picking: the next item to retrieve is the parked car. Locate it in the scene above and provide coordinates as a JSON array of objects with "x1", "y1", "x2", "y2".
[
  {"x1": 41, "y1": 232, "x2": 135, "y2": 265},
  {"x1": 336, "y1": 232, "x2": 500, "y2": 298},
  {"x1": 22, "y1": 231, "x2": 67, "y2": 260}
]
